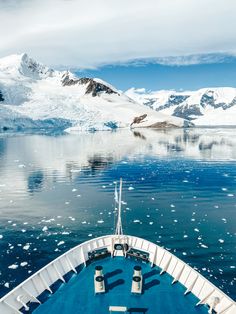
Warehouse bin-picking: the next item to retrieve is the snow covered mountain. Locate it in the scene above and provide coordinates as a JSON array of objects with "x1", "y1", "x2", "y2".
[
  {"x1": 0, "y1": 53, "x2": 190, "y2": 132},
  {"x1": 126, "y1": 87, "x2": 236, "y2": 126}
]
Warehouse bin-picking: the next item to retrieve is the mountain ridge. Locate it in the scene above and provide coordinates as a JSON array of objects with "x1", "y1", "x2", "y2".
[
  {"x1": 126, "y1": 87, "x2": 236, "y2": 126},
  {"x1": 0, "y1": 53, "x2": 189, "y2": 132}
]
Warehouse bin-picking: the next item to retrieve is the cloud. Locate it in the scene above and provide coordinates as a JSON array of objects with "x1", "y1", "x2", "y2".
[{"x1": 1, "y1": 0, "x2": 236, "y2": 68}]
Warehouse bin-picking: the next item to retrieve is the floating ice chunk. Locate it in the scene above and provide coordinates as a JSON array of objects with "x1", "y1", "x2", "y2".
[
  {"x1": 18, "y1": 164, "x2": 25, "y2": 168},
  {"x1": 182, "y1": 252, "x2": 187, "y2": 256},
  {"x1": 20, "y1": 262, "x2": 28, "y2": 267},
  {"x1": 128, "y1": 186, "x2": 134, "y2": 190},
  {"x1": 183, "y1": 235, "x2": 188, "y2": 238},
  {"x1": 23, "y1": 244, "x2": 30, "y2": 250},
  {"x1": 62, "y1": 231, "x2": 70, "y2": 235},
  {"x1": 221, "y1": 188, "x2": 227, "y2": 191},
  {"x1": 8, "y1": 264, "x2": 18, "y2": 269},
  {"x1": 42, "y1": 226, "x2": 48, "y2": 232},
  {"x1": 218, "y1": 239, "x2": 224, "y2": 243},
  {"x1": 72, "y1": 188, "x2": 77, "y2": 192},
  {"x1": 21, "y1": 229, "x2": 26, "y2": 233},
  {"x1": 170, "y1": 204, "x2": 175, "y2": 208},
  {"x1": 200, "y1": 244, "x2": 208, "y2": 249},
  {"x1": 151, "y1": 197, "x2": 155, "y2": 200},
  {"x1": 4, "y1": 282, "x2": 9, "y2": 288},
  {"x1": 97, "y1": 220, "x2": 104, "y2": 224},
  {"x1": 229, "y1": 266, "x2": 235, "y2": 269},
  {"x1": 173, "y1": 219, "x2": 178, "y2": 223},
  {"x1": 133, "y1": 219, "x2": 140, "y2": 223},
  {"x1": 194, "y1": 228, "x2": 200, "y2": 232},
  {"x1": 183, "y1": 180, "x2": 188, "y2": 183},
  {"x1": 0, "y1": 235, "x2": 3, "y2": 239},
  {"x1": 65, "y1": 201, "x2": 70, "y2": 205},
  {"x1": 149, "y1": 222, "x2": 154, "y2": 225},
  {"x1": 227, "y1": 194, "x2": 234, "y2": 197},
  {"x1": 88, "y1": 234, "x2": 93, "y2": 237},
  {"x1": 57, "y1": 241, "x2": 65, "y2": 246},
  {"x1": 81, "y1": 221, "x2": 87, "y2": 224}
]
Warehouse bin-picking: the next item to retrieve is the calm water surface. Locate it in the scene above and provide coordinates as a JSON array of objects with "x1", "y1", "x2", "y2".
[{"x1": 0, "y1": 128, "x2": 235, "y2": 299}]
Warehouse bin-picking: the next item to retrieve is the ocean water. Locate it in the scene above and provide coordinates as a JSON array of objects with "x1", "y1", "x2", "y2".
[{"x1": 0, "y1": 128, "x2": 235, "y2": 300}]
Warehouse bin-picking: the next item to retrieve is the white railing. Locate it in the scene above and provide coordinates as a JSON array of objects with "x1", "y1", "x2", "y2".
[{"x1": 0, "y1": 235, "x2": 235, "y2": 314}]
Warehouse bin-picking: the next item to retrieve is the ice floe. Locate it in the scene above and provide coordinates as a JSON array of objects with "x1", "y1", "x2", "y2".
[{"x1": 8, "y1": 264, "x2": 18, "y2": 269}]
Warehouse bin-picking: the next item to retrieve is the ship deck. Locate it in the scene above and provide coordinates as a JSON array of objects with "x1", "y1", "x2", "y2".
[{"x1": 32, "y1": 256, "x2": 208, "y2": 314}]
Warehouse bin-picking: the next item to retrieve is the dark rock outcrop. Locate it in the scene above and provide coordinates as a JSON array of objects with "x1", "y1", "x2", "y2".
[
  {"x1": 147, "y1": 121, "x2": 179, "y2": 128},
  {"x1": 173, "y1": 104, "x2": 203, "y2": 120},
  {"x1": 61, "y1": 72, "x2": 79, "y2": 86},
  {"x1": 85, "y1": 79, "x2": 117, "y2": 97},
  {"x1": 61, "y1": 73, "x2": 118, "y2": 97},
  {"x1": 131, "y1": 114, "x2": 147, "y2": 126},
  {"x1": 156, "y1": 95, "x2": 190, "y2": 111}
]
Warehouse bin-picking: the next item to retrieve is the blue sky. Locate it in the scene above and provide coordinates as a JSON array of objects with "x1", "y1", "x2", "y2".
[{"x1": 76, "y1": 58, "x2": 236, "y2": 91}]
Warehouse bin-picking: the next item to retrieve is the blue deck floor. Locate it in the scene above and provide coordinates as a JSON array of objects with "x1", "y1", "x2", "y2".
[{"x1": 33, "y1": 257, "x2": 209, "y2": 314}]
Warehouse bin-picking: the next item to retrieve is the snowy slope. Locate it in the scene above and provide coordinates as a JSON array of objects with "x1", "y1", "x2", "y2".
[
  {"x1": 126, "y1": 87, "x2": 236, "y2": 126},
  {"x1": 0, "y1": 54, "x2": 190, "y2": 132}
]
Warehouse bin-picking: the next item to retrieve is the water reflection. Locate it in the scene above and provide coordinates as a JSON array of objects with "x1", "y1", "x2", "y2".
[
  {"x1": 28, "y1": 170, "x2": 44, "y2": 193},
  {"x1": 0, "y1": 128, "x2": 236, "y2": 300},
  {"x1": 0, "y1": 128, "x2": 236, "y2": 199}
]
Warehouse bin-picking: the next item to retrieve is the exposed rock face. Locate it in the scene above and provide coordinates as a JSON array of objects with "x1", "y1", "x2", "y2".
[
  {"x1": 147, "y1": 121, "x2": 179, "y2": 128},
  {"x1": 85, "y1": 79, "x2": 117, "y2": 97},
  {"x1": 131, "y1": 114, "x2": 147, "y2": 126},
  {"x1": 61, "y1": 73, "x2": 118, "y2": 97},
  {"x1": 61, "y1": 72, "x2": 79, "y2": 86},
  {"x1": 0, "y1": 91, "x2": 4, "y2": 102},
  {"x1": 173, "y1": 104, "x2": 203, "y2": 120},
  {"x1": 157, "y1": 95, "x2": 190, "y2": 111}
]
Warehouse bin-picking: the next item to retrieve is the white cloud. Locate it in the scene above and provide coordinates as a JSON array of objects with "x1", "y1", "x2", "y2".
[{"x1": 0, "y1": 0, "x2": 236, "y2": 68}]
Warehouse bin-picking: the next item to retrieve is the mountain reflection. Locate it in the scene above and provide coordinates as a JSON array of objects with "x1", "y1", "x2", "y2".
[
  {"x1": 0, "y1": 128, "x2": 236, "y2": 196},
  {"x1": 28, "y1": 170, "x2": 44, "y2": 193}
]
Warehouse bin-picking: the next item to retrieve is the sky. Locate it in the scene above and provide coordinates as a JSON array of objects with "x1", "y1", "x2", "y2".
[{"x1": 0, "y1": 0, "x2": 236, "y2": 91}]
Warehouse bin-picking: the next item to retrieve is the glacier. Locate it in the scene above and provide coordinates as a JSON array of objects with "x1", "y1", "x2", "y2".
[{"x1": 0, "y1": 53, "x2": 190, "y2": 133}]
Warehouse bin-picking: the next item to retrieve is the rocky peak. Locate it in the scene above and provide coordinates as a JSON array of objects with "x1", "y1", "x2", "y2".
[
  {"x1": 19, "y1": 53, "x2": 54, "y2": 79},
  {"x1": 61, "y1": 73, "x2": 118, "y2": 97},
  {"x1": 85, "y1": 79, "x2": 118, "y2": 97}
]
